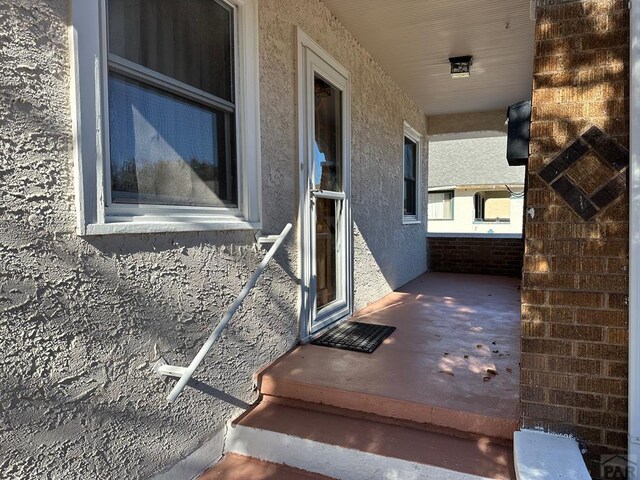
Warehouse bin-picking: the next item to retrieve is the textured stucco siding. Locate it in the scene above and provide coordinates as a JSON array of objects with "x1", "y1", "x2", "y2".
[
  {"x1": 0, "y1": 0, "x2": 426, "y2": 478},
  {"x1": 259, "y1": 0, "x2": 428, "y2": 306}
]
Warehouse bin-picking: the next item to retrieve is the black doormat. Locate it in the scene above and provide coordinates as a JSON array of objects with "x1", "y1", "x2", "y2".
[{"x1": 311, "y1": 321, "x2": 396, "y2": 353}]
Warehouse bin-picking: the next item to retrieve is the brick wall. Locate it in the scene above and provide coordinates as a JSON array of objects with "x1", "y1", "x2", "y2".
[
  {"x1": 522, "y1": 0, "x2": 630, "y2": 473},
  {"x1": 427, "y1": 236, "x2": 524, "y2": 277}
]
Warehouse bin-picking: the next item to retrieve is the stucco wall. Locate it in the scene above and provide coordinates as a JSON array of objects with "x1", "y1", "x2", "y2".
[
  {"x1": 259, "y1": 0, "x2": 428, "y2": 306},
  {"x1": 0, "y1": 0, "x2": 426, "y2": 478}
]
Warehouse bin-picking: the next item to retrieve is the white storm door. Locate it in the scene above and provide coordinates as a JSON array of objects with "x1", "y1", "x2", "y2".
[{"x1": 298, "y1": 30, "x2": 352, "y2": 339}]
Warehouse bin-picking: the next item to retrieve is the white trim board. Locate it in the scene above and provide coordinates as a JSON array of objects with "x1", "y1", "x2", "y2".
[
  {"x1": 151, "y1": 428, "x2": 226, "y2": 480},
  {"x1": 225, "y1": 423, "x2": 491, "y2": 480},
  {"x1": 629, "y1": 0, "x2": 640, "y2": 465}
]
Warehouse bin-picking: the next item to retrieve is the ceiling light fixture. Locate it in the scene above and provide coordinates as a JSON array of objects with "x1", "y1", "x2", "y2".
[{"x1": 449, "y1": 55, "x2": 473, "y2": 78}]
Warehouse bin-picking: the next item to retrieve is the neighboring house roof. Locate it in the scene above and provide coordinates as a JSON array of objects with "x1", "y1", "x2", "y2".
[{"x1": 428, "y1": 131, "x2": 526, "y2": 188}]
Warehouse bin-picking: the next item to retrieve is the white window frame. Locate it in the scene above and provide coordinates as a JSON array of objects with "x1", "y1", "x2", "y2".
[
  {"x1": 69, "y1": 0, "x2": 261, "y2": 235},
  {"x1": 473, "y1": 190, "x2": 512, "y2": 224},
  {"x1": 428, "y1": 190, "x2": 454, "y2": 220},
  {"x1": 402, "y1": 121, "x2": 422, "y2": 225}
]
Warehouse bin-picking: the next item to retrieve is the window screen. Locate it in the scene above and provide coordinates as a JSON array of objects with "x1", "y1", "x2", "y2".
[
  {"x1": 107, "y1": 0, "x2": 237, "y2": 207},
  {"x1": 474, "y1": 191, "x2": 511, "y2": 223}
]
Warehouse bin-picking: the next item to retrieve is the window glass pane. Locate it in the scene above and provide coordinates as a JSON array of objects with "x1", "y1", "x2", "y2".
[
  {"x1": 443, "y1": 193, "x2": 452, "y2": 218},
  {"x1": 474, "y1": 193, "x2": 484, "y2": 220},
  {"x1": 404, "y1": 179, "x2": 416, "y2": 216},
  {"x1": 314, "y1": 76, "x2": 342, "y2": 192},
  {"x1": 316, "y1": 198, "x2": 337, "y2": 310},
  {"x1": 108, "y1": 0, "x2": 234, "y2": 102},
  {"x1": 404, "y1": 137, "x2": 416, "y2": 180},
  {"x1": 483, "y1": 192, "x2": 511, "y2": 221},
  {"x1": 428, "y1": 193, "x2": 440, "y2": 218},
  {"x1": 428, "y1": 192, "x2": 452, "y2": 220},
  {"x1": 474, "y1": 191, "x2": 511, "y2": 222},
  {"x1": 404, "y1": 137, "x2": 417, "y2": 216},
  {"x1": 108, "y1": 74, "x2": 236, "y2": 207}
]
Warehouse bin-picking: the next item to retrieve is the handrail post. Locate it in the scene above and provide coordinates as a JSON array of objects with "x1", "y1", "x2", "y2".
[{"x1": 164, "y1": 223, "x2": 292, "y2": 403}]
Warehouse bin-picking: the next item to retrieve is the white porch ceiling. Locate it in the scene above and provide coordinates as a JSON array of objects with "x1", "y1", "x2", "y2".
[{"x1": 321, "y1": 0, "x2": 536, "y2": 116}]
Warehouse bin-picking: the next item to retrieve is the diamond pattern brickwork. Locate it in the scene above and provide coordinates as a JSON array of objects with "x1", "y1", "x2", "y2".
[
  {"x1": 521, "y1": 0, "x2": 630, "y2": 470},
  {"x1": 537, "y1": 126, "x2": 628, "y2": 221}
]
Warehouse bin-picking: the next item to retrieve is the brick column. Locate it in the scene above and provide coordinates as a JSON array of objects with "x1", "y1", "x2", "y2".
[{"x1": 521, "y1": 0, "x2": 630, "y2": 472}]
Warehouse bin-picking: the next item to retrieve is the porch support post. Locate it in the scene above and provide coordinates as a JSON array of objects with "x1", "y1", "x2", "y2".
[{"x1": 629, "y1": 0, "x2": 640, "y2": 473}]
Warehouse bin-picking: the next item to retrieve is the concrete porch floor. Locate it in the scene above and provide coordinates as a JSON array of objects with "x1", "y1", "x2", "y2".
[{"x1": 259, "y1": 272, "x2": 521, "y2": 438}]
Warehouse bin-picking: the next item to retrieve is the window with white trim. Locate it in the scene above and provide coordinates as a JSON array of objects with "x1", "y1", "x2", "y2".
[
  {"x1": 474, "y1": 191, "x2": 511, "y2": 223},
  {"x1": 428, "y1": 191, "x2": 454, "y2": 220},
  {"x1": 403, "y1": 122, "x2": 422, "y2": 223},
  {"x1": 70, "y1": 0, "x2": 260, "y2": 235}
]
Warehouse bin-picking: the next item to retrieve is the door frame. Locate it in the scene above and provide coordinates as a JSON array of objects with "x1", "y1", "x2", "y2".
[{"x1": 296, "y1": 27, "x2": 352, "y2": 342}]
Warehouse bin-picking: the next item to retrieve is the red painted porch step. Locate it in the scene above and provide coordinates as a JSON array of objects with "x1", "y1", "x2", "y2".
[
  {"x1": 199, "y1": 452, "x2": 336, "y2": 480},
  {"x1": 224, "y1": 397, "x2": 515, "y2": 479},
  {"x1": 258, "y1": 363, "x2": 518, "y2": 440}
]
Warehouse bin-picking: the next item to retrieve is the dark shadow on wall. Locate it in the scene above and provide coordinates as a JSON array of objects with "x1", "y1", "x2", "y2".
[
  {"x1": 2, "y1": 5, "x2": 301, "y2": 477},
  {"x1": 1, "y1": 194, "x2": 299, "y2": 480},
  {"x1": 1, "y1": 222, "x2": 300, "y2": 465},
  {"x1": 531, "y1": 3, "x2": 629, "y2": 150}
]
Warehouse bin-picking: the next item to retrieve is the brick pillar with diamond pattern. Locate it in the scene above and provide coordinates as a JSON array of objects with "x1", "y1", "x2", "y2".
[{"x1": 521, "y1": 0, "x2": 630, "y2": 474}]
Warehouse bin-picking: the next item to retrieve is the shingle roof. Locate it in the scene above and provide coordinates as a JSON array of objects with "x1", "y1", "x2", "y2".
[{"x1": 428, "y1": 132, "x2": 526, "y2": 188}]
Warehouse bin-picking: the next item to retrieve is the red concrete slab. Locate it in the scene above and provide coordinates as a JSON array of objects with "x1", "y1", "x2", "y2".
[
  {"x1": 199, "y1": 453, "x2": 336, "y2": 480},
  {"x1": 258, "y1": 272, "x2": 521, "y2": 438},
  {"x1": 233, "y1": 398, "x2": 515, "y2": 479}
]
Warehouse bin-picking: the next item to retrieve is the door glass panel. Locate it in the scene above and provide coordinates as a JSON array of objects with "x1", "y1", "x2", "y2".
[
  {"x1": 316, "y1": 198, "x2": 337, "y2": 309},
  {"x1": 313, "y1": 76, "x2": 342, "y2": 191}
]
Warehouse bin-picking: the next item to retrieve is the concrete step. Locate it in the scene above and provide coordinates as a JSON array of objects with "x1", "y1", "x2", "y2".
[
  {"x1": 257, "y1": 361, "x2": 518, "y2": 440},
  {"x1": 199, "y1": 452, "x2": 336, "y2": 480},
  {"x1": 224, "y1": 397, "x2": 515, "y2": 480}
]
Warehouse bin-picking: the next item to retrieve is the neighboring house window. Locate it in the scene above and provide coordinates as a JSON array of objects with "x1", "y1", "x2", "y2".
[
  {"x1": 428, "y1": 191, "x2": 454, "y2": 220},
  {"x1": 403, "y1": 122, "x2": 422, "y2": 223},
  {"x1": 474, "y1": 191, "x2": 511, "y2": 223},
  {"x1": 70, "y1": 0, "x2": 260, "y2": 235},
  {"x1": 474, "y1": 192, "x2": 484, "y2": 221}
]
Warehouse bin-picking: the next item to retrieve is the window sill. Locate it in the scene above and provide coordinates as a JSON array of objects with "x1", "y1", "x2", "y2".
[
  {"x1": 472, "y1": 221, "x2": 512, "y2": 225},
  {"x1": 403, "y1": 216, "x2": 422, "y2": 225},
  {"x1": 81, "y1": 218, "x2": 260, "y2": 236}
]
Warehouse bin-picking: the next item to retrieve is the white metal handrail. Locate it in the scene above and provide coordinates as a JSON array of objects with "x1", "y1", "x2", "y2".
[{"x1": 155, "y1": 223, "x2": 293, "y2": 403}]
